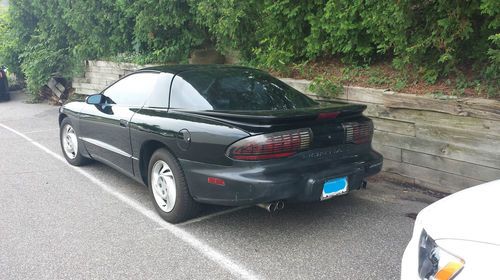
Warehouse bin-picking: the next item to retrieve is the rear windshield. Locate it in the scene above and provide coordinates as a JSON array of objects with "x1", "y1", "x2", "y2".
[{"x1": 170, "y1": 68, "x2": 317, "y2": 111}]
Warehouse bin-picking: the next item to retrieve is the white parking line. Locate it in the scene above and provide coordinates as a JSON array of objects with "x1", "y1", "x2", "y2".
[
  {"x1": 24, "y1": 128, "x2": 59, "y2": 134},
  {"x1": 176, "y1": 206, "x2": 251, "y2": 227},
  {"x1": 0, "y1": 123, "x2": 262, "y2": 280}
]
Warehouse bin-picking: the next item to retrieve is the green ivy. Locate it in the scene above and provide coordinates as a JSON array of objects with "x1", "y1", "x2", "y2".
[{"x1": 2, "y1": 0, "x2": 499, "y2": 97}]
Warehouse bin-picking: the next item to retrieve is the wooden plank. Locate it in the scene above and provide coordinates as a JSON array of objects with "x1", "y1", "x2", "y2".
[
  {"x1": 280, "y1": 78, "x2": 312, "y2": 94},
  {"x1": 85, "y1": 71, "x2": 122, "y2": 80},
  {"x1": 74, "y1": 88, "x2": 97, "y2": 95},
  {"x1": 280, "y1": 78, "x2": 348, "y2": 99},
  {"x1": 372, "y1": 117, "x2": 415, "y2": 136},
  {"x1": 462, "y1": 98, "x2": 500, "y2": 119},
  {"x1": 89, "y1": 60, "x2": 146, "y2": 70},
  {"x1": 402, "y1": 150, "x2": 500, "y2": 182},
  {"x1": 413, "y1": 179, "x2": 450, "y2": 194},
  {"x1": 344, "y1": 86, "x2": 386, "y2": 104},
  {"x1": 383, "y1": 159, "x2": 483, "y2": 193},
  {"x1": 372, "y1": 143, "x2": 402, "y2": 162},
  {"x1": 321, "y1": 84, "x2": 500, "y2": 121},
  {"x1": 377, "y1": 171, "x2": 416, "y2": 186},
  {"x1": 373, "y1": 131, "x2": 500, "y2": 168},
  {"x1": 383, "y1": 93, "x2": 500, "y2": 121},
  {"x1": 416, "y1": 124, "x2": 500, "y2": 152},
  {"x1": 383, "y1": 94, "x2": 461, "y2": 115},
  {"x1": 365, "y1": 105, "x2": 500, "y2": 136},
  {"x1": 86, "y1": 67, "x2": 126, "y2": 76}
]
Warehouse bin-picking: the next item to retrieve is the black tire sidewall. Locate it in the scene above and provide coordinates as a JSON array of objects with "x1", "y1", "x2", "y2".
[{"x1": 148, "y1": 148, "x2": 199, "y2": 223}]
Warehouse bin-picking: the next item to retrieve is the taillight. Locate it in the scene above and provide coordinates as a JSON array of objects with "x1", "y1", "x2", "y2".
[
  {"x1": 343, "y1": 121, "x2": 373, "y2": 144},
  {"x1": 226, "y1": 128, "x2": 312, "y2": 161}
]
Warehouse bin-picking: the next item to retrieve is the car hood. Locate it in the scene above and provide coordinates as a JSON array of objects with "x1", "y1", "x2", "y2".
[{"x1": 418, "y1": 180, "x2": 500, "y2": 245}]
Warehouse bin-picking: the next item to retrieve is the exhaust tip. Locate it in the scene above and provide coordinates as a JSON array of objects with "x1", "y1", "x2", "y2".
[{"x1": 257, "y1": 200, "x2": 285, "y2": 213}]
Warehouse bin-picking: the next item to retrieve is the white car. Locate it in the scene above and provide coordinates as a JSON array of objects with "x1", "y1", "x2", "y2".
[{"x1": 401, "y1": 180, "x2": 500, "y2": 280}]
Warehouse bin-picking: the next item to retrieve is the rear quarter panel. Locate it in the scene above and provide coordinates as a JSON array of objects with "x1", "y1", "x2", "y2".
[{"x1": 129, "y1": 108, "x2": 250, "y2": 168}]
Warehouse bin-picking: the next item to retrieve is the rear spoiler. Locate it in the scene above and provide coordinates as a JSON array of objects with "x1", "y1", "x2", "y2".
[{"x1": 173, "y1": 103, "x2": 366, "y2": 125}]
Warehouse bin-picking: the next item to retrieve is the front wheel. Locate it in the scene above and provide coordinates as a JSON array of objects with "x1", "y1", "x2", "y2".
[
  {"x1": 148, "y1": 148, "x2": 200, "y2": 223},
  {"x1": 59, "y1": 118, "x2": 91, "y2": 166}
]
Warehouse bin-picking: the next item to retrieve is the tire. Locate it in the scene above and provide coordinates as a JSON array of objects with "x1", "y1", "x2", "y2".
[
  {"x1": 60, "y1": 118, "x2": 91, "y2": 166},
  {"x1": 148, "y1": 148, "x2": 200, "y2": 223}
]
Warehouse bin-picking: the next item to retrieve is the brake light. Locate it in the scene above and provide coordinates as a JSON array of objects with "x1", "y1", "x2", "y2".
[
  {"x1": 226, "y1": 128, "x2": 312, "y2": 161},
  {"x1": 317, "y1": 112, "x2": 340, "y2": 120},
  {"x1": 343, "y1": 121, "x2": 373, "y2": 144}
]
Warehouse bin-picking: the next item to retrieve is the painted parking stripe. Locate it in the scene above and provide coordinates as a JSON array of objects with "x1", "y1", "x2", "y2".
[
  {"x1": 0, "y1": 123, "x2": 262, "y2": 280},
  {"x1": 176, "y1": 206, "x2": 250, "y2": 227}
]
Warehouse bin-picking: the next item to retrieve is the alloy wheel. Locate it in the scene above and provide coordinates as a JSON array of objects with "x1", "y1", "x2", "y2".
[
  {"x1": 62, "y1": 124, "x2": 78, "y2": 159},
  {"x1": 151, "y1": 160, "x2": 177, "y2": 212}
]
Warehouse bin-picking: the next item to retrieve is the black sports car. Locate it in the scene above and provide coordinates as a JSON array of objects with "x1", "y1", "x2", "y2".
[
  {"x1": 59, "y1": 65, "x2": 383, "y2": 223},
  {"x1": 0, "y1": 66, "x2": 9, "y2": 102}
]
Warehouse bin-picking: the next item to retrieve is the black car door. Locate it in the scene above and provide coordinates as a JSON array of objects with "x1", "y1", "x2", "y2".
[{"x1": 79, "y1": 72, "x2": 161, "y2": 175}]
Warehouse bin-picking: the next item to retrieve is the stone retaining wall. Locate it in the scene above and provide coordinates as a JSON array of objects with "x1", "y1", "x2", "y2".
[{"x1": 73, "y1": 60, "x2": 500, "y2": 193}]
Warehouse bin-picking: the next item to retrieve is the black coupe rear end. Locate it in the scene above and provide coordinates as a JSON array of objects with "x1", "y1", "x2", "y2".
[
  {"x1": 59, "y1": 65, "x2": 382, "y2": 223},
  {"x1": 0, "y1": 66, "x2": 9, "y2": 102}
]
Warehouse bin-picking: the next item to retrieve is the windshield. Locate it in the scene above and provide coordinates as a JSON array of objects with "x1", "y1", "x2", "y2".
[{"x1": 170, "y1": 68, "x2": 317, "y2": 111}]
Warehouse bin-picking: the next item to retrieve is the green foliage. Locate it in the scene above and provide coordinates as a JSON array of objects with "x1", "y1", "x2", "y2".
[
  {"x1": 367, "y1": 69, "x2": 390, "y2": 86},
  {"x1": 5, "y1": 0, "x2": 206, "y2": 95},
  {"x1": 1, "y1": 0, "x2": 498, "y2": 97},
  {"x1": 62, "y1": 0, "x2": 135, "y2": 60},
  {"x1": 308, "y1": 76, "x2": 343, "y2": 98},
  {"x1": 393, "y1": 78, "x2": 407, "y2": 92},
  {"x1": 307, "y1": 0, "x2": 404, "y2": 63},
  {"x1": 133, "y1": 0, "x2": 206, "y2": 63},
  {"x1": 0, "y1": 6, "x2": 21, "y2": 76},
  {"x1": 191, "y1": 0, "x2": 261, "y2": 59}
]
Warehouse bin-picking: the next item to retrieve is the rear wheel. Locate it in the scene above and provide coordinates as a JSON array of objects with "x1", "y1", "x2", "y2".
[
  {"x1": 60, "y1": 118, "x2": 91, "y2": 166},
  {"x1": 148, "y1": 148, "x2": 199, "y2": 223}
]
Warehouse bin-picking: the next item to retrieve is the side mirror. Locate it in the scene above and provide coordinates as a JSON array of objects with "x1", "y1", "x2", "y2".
[{"x1": 86, "y1": 94, "x2": 103, "y2": 105}]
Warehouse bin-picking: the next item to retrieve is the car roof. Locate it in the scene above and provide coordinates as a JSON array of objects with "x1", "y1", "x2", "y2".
[{"x1": 140, "y1": 64, "x2": 263, "y2": 76}]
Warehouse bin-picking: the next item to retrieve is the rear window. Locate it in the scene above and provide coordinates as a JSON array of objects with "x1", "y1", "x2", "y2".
[{"x1": 170, "y1": 68, "x2": 317, "y2": 110}]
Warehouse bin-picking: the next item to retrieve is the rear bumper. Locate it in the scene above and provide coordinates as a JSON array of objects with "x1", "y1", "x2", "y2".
[{"x1": 180, "y1": 149, "x2": 383, "y2": 206}]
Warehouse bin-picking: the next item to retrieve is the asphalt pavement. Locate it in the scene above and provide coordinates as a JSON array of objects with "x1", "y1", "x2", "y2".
[{"x1": 0, "y1": 91, "x2": 437, "y2": 280}]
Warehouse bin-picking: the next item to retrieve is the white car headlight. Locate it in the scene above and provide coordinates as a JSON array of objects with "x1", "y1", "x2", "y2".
[{"x1": 418, "y1": 230, "x2": 465, "y2": 280}]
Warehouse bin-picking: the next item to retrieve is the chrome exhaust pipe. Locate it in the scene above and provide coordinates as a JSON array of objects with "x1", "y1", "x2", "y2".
[
  {"x1": 276, "y1": 200, "x2": 285, "y2": 211},
  {"x1": 257, "y1": 201, "x2": 285, "y2": 212}
]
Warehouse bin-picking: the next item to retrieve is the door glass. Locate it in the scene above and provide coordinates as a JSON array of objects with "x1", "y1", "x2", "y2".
[
  {"x1": 145, "y1": 72, "x2": 174, "y2": 108},
  {"x1": 103, "y1": 72, "x2": 159, "y2": 106}
]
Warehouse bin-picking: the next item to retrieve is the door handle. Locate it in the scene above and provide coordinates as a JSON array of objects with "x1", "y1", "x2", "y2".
[{"x1": 119, "y1": 119, "x2": 129, "y2": 127}]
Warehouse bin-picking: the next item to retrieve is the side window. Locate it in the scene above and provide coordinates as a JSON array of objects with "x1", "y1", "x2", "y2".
[
  {"x1": 170, "y1": 76, "x2": 213, "y2": 110},
  {"x1": 103, "y1": 72, "x2": 159, "y2": 106},
  {"x1": 144, "y1": 72, "x2": 174, "y2": 108}
]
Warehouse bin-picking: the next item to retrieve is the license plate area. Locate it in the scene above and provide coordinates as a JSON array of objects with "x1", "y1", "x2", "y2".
[{"x1": 321, "y1": 176, "x2": 348, "y2": 200}]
